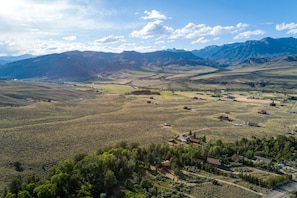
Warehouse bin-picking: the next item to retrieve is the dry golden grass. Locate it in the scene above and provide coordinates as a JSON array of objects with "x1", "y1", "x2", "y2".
[
  {"x1": 191, "y1": 182, "x2": 261, "y2": 198},
  {"x1": 0, "y1": 81, "x2": 297, "y2": 190}
]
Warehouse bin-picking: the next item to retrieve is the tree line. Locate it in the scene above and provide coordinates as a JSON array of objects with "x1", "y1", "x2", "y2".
[{"x1": 4, "y1": 134, "x2": 297, "y2": 197}]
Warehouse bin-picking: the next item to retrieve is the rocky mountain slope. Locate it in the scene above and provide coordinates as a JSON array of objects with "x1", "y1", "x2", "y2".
[{"x1": 192, "y1": 37, "x2": 297, "y2": 64}]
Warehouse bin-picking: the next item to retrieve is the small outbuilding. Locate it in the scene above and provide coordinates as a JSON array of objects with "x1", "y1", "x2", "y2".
[
  {"x1": 218, "y1": 115, "x2": 232, "y2": 121},
  {"x1": 207, "y1": 157, "x2": 222, "y2": 166},
  {"x1": 183, "y1": 106, "x2": 192, "y2": 110},
  {"x1": 246, "y1": 122, "x2": 259, "y2": 127},
  {"x1": 258, "y1": 110, "x2": 267, "y2": 114},
  {"x1": 164, "y1": 123, "x2": 171, "y2": 126},
  {"x1": 161, "y1": 160, "x2": 171, "y2": 167},
  {"x1": 270, "y1": 101, "x2": 276, "y2": 106}
]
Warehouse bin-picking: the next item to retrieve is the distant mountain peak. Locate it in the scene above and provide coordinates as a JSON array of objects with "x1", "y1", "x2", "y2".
[{"x1": 192, "y1": 37, "x2": 297, "y2": 64}]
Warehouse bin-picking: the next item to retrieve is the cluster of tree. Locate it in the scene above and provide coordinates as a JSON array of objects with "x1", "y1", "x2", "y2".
[
  {"x1": 4, "y1": 135, "x2": 297, "y2": 197},
  {"x1": 238, "y1": 173, "x2": 291, "y2": 188},
  {"x1": 206, "y1": 135, "x2": 297, "y2": 162}
]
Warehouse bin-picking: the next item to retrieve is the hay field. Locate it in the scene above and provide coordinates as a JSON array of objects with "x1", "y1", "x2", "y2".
[{"x1": 0, "y1": 81, "x2": 297, "y2": 189}]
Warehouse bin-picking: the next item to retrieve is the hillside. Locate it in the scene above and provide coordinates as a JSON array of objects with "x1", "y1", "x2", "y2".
[
  {"x1": 192, "y1": 37, "x2": 297, "y2": 64},
  {"x1": 0, "y1": 37, "x2": 297, "y2": 83},
  {"x1": 0, "y1": 54, "x2": 33, "y2": 65},
  {"x1": 0, "y1": 51, "x2": 207, "y2": 81}
]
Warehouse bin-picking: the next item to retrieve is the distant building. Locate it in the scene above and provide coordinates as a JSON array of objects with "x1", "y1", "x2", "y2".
[
  {"x1": 218, "y1": 115, "x2": 232, "y2": 121},
  {"x1": 258, "y1": 110, "x2": 267, "y2": 114},
  {"x1": 161, "y1": 160, "x2": 170, "y2": 167},
  {"x1": 270, "y1": 101, "x2": 276, "y2": 106},
  {"x1": 254, "y1": 156, "x2": 271, "y2": 165},
  {"x1": 183, "y1": 106, "x2": 192, "y2": 110},
  {"x1": 207, "y1": 157, "x2": 222, "y2": 166},
  {"x1": 186, "y1": 136, "x2": 200, "y2": 144},
  {"x1": 245, "y1": 121, "x2": 259, "y2": 127}
]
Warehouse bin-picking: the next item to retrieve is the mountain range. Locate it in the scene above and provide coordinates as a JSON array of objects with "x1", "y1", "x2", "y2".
[
  {"x1": 0, "y1": 37, "x2": 296, "y2": 81},
  {"x1": 0, "y1": 54, "x2": 33, "y2": 65},
  {"x1": 192, "y1": 37, "x2": 297, "y2": 64}
]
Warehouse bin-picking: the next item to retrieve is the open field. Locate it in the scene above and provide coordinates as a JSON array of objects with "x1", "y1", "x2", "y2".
[{"x1": 0, "y1": 80, "x2": 297, "y2": 191}]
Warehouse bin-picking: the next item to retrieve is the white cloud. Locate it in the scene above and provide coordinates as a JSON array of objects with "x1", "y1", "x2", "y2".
[
  {"x1": 0, "y1": 0, "x2": 124, "y2": 55},
  {"x1": 142, "y1": 10, "x2": 167, "y2": 20},
  {"x1": 171, "y1": 22, "x2": 249, "y2": 39},
  {"x1": 236, "y1": 22, "x2": 249, "y2": 29},
  {"x1": 233, "y1": 30, "x2": 265, "y2": 39},
  {"x1": 63, "y1": 36, "x2": 77, "y2": 41},
  {"x1": 155, "y1": 40, "x2": 165, "y2": 45},
  {"x1": 0, "y1": 0, "x2": 106, "y2": 32},
  {"x1": 192, "y1": 37, "x2": 210, "y2": 44},
  {"x1": 287, "y1": 29, "x2": 297, "y2": 34},
  {"x1": 94, "y1": 35, "x2": 125, "y2": 44},
  {"x1": 131, "y1": 20, "x2": 173, "y2": 39},
  {"x1": 276, "y1": 22, "x2": 297, "y2": 31},
  {"x1": 276, "y1": 22, "x2": 297, "y2": 34}
]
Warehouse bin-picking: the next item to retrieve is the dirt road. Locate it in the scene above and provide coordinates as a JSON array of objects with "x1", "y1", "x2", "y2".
[{"x1": 262, "y1": 182, "x2": 297, "y2": 198}]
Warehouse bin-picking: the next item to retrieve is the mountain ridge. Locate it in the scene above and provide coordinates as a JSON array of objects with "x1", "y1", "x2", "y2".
[
  {"x1": 0, "y1": 37, "x2": 296, "y2": 81},
  {"x1": 0, "y1": 50, "x2": 207, "y2": 81},
  {"x1": 192, "y1": 37, "x2": 297, "y2": 64}
]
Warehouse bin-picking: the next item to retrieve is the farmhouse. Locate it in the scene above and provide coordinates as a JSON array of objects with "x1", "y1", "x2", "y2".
[
  {"x1": 207, "y1": 157, "x2": 222, "y2": 166},
  {"x1": 186, "y1": 136, "x2": 200, "y2": 144},
  {"x1": 218, "y1": 115, "x2": 232, "y2": 121}
]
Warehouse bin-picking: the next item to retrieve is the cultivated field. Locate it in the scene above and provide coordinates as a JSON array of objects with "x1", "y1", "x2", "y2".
[{"x1": 0, "y1": 80, "x2": 297, "y2": 192}]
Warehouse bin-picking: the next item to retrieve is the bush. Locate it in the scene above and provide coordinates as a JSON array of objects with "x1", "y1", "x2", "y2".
[{"x1": 13, "y1": 162, "x2": 23, "y2": 172}]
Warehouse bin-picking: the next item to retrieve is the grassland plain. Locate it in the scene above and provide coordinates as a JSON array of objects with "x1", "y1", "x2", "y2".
[{"x1": 0, "y1": 81, "x2": 297, "y2": 193}]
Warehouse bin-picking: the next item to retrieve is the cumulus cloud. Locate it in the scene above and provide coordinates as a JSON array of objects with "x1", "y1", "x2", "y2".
[
  {"x1": 171, "y1": 22, "x2": 249, "y2": 39},
  {"x1": 0, "y1": 0, "x2": 122, "y2": 55},
  {"x1": 191, "y1": 37, "x2": 210, "y2": 44},
  {"x1": 131, "y1": 20, "x2": 173, "y2": 39},
  {"x1": 142, "y1": 10, "x2": 167, "y2": 20},
  {"x1": 155, "y1": 40, "x2": 165, "y2": 45},
  {"x1": 94, "y1": 35, "x2": 125, "y2": 44},
  {"x1": 63, "y1": 36, "x2": 77, "y2": 41},
  {"x1": 233, "y1": 30, "x2": 265, "y2": 39},
  {"x1": 276, "y1": 22, "x2": 297, "y2": 34}
]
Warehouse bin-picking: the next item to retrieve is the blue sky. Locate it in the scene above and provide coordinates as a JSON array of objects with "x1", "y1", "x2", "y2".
[{"x1": 0, "y1": 0, "x2": 296, "y2": 56}]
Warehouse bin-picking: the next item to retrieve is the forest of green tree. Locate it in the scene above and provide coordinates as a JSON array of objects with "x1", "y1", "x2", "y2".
[{"x1": 4, "y1": 135, "x2": 297, "y2": 198}]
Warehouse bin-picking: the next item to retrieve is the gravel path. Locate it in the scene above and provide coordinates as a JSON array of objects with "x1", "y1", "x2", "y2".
[{"x1": 262, "y1": 182, "x2": 297, "y2": 198}]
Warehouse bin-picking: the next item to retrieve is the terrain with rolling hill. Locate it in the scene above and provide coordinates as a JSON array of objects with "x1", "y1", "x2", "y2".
[
  {"x1": 0, "y1": 50, "x2": 209, "y2": 81},
  {"x1": 1, "y1": 37, "x2": 297, "y2": 197},
  {"x1": 0, "y1": 37, "x2": 296, "y2": 91}
]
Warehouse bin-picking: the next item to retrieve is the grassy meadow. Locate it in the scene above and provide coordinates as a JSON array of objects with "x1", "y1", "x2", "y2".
[{"x1": 0, "y1": 70, "x2": 297, "y2": 194}]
